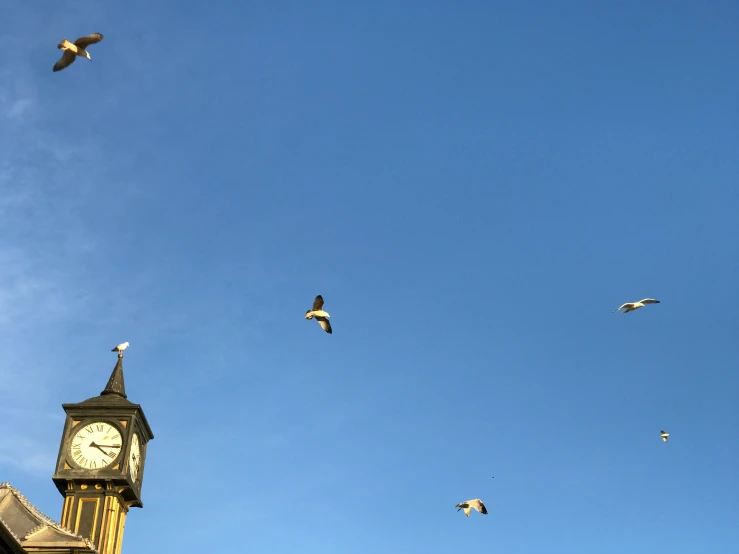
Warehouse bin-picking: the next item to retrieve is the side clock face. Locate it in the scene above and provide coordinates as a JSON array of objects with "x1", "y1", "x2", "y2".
[
  {"x1": 129, "y1": 433, "x2": 141, "y2": 482},
  {"x1": 69, "y1": 421, "x2": 123, "y2": 470}
]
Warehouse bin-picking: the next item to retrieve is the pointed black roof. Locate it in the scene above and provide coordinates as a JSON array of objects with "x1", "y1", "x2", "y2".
[
  {"x1": 73, "y1": 355, "x2": 135, "y2": 407},
  {"x1": 100, "y1": 356, "x2": 127, "y2": 398}
]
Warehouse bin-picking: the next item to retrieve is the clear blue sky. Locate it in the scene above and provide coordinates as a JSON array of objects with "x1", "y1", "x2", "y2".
[{"x1": 1, "y1": 1, "x2": 738, "y2": 552}]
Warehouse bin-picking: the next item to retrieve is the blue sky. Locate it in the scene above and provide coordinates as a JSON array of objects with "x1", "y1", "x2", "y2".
[{"x1": 1, "y1": 1, "x2": 738, "y2": 552}]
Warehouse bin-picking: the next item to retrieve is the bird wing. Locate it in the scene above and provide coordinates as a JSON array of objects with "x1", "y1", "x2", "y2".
[
  {"x1": 617, "y1": 303, "x2": 634, "y2": 310},
  {"x1": 316, "y1": 317, "x2": 332, "y2": 334},
  {"x1": 639, "y1": 298, "x2": 660, "y2": 304},
  {"x1": 312, "y1": 295, "x2": 325, "y2": 311},
  {"x1": 470, "y1": 499, "x2": 487, "y2": 514},
  {"x1": 53, "y1": 50, "x2": 76, "y2": 72},
  {"x1": 73, "y1": 33, "x2": 104, "y2": 49}
]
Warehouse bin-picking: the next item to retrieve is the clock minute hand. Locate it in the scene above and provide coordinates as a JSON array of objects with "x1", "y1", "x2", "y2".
[{"x1": 94, "y1": 444, "x2": 121, "y2": 448}]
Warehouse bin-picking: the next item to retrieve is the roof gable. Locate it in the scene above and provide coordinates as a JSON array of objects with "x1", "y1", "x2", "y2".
[{"x1": 0, "y1": 483, "x2": 97, "y2": 553}]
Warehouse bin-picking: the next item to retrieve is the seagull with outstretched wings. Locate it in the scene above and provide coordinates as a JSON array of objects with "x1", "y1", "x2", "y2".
[
  {"x1": 305, "y1": 295, "x2": 332, "y2": 334},
  {"x1": 53, "y1": 33, "x2": 104, "y2": 72},
  {"x1": 455, "y1": 499, "x2": 487, "y2": 517},
  {"x1": 613, "y1": 298, "x2": 660, "y2": 314},
  {"x1": 661, "y1": 430, "x2": 670, "y2": 443}
]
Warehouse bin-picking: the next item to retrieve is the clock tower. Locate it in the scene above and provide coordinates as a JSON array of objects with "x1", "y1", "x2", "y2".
[{"x1": 52, "y1": 351, "x2": 154, "y2": 554}]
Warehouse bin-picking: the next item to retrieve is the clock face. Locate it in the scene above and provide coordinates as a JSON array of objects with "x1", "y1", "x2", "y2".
[
  {"x1": 69, "y1": 421, "x2": 123, "y2": 470},
  {"x1": 129, "y1": 433, "x2": 141, "y2": 482}
]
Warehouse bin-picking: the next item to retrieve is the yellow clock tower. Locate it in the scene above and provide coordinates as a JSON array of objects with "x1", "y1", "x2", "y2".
[{"x1": 51, "y1": 351, "x2": 154, "y2": 554}]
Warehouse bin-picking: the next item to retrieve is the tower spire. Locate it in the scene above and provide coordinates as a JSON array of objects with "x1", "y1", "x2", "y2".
[{"x1": 100, "y1": 356, "x2": 127, "y2": 398}]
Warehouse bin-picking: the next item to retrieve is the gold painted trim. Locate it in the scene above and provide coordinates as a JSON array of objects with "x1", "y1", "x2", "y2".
[
  {"x1": 61, "y1": 496, "x2": 73, "y2": 527},
  {"x1": 98, "y1": 496, "x2": 112, "y2": 553},
  {"x1": 74, "y1": 497, "x2": 101, "y2": 541},
  {"x1": 119, "y1": 420, "x2": 127, "y2": 428},
  {"x1": 114, "y1": 510, "x2": 127, "y2": 554}
]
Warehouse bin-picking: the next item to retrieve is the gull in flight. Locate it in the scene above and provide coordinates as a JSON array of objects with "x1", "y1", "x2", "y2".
[
  {"x1": 613, "y1": 298, "x2": 661, "y2": 314},
  {"x1": 111, "y1": 342, "x2": 129, "y2": 354},
  {"x1": 455, "y1": 499, "x2": 488, "y2": 517},
  {"x1": 660, "y1": 430, "x2": 670, "y2": 443},
  {"x1": 305, "y1": 295, "x2": 332, "y2": 334},
  {"x1": 53, "y1": 33, "x2": 104, "y2": 72}
]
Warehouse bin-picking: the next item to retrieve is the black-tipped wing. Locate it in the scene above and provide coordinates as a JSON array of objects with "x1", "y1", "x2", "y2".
[
  {"x1": 312, "y1": 295, "x2": 325, "y2": 311},
  {"x1": 317, "y1": 317, "x2": 332, "y2": 334},
  {"x1": 53, "y1": 50, "x2": 76, "y2": 72},
  {"x1": 74, "y1": 33, "x2": 104, "y2": 49},
  {"x1": 477, "y1": 501, "x2": 488, "y2": 514},
  {"x1": 639, "y1": 298, "x2": 660, "y2": 304}
]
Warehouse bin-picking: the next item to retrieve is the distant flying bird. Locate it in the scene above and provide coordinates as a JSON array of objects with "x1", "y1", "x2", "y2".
[
  {"x1": 53, "y1": 33, "x2": 104, "y2": 72},
  {"x1": 111, "y1": 342, "x2": 129, "y2": 353},
  {"x1": 305, "y1": 295, "x2": 332, "y2": 334},
  {"x1": 661, "y1": 430, "x2": 670, "y2": 443},
  {"x1": 455, "y1": 499, "x2": 488, "y2": 517},
  {"x1": 613, "y1": 298, "x2": 661, "y2": 314}
]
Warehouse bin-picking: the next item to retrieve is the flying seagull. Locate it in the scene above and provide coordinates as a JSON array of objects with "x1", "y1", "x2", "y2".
[
  {"x1": 613, "y1": 298, "x2": 661, "y2": 314},
  {"x1": 660, "y1": 430, "x2": 670, "y2": 443},
  {"x1": 455, "y1": 499, "x2": 488, "y2": 517},
  {"x1": 305, "y1": 295, "x2": 332, "y2": 334},
  {"x1": 53, "y1": 33, "x2": 104, "y2": 72},
  {"x1": 111, "y1": 342, "x2": 129, "y2": 354}
]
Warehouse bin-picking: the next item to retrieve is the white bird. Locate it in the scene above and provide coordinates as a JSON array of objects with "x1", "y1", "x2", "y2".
[
  {"x1": 111, "y1": 342, "x2": 129, "y2": 354},
  {"x1": 455, "y1": 499, "x2": 488, "y2": 517},
  {"x1": 661, "y1": 430, "x2": 670, "y2": 443},
  {"x1": 305, "y1": 295, "x2": 332, "y2": 334},
  {"x1": 613, "y1": 298, "x2": 661, "y2": 314},
  {"x1": 53, "y1": 33, "x2": 104, "y2": 72}
]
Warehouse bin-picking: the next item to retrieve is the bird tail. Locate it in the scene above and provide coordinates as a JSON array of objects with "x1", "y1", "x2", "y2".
[{"x1": 111, "y1": 347, "x2": 118, "y2": 352}]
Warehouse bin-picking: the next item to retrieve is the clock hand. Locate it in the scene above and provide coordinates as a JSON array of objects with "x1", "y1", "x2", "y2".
[
  {"x1": 88, "y1": 442, "x2": 109, "y2": 456},
  {"x1": 94, "y1": 444, "x2": 121, "y2": 448}
]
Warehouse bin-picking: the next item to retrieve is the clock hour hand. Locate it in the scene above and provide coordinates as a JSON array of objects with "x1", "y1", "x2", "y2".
[{"x1": 89, "y1": 441, "x2": 109, "y2": 456}]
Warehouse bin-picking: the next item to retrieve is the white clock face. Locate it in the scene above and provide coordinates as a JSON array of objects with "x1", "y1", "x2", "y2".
[
  {"x1": 129, "y1": 433, "x2": 141, "y2": 482},
  {"x1": 69, "y1": 421, "x2": 123, "y2": 470}
]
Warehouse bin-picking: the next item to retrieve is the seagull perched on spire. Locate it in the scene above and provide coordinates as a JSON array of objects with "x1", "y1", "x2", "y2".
[
  {"x1": 53, "y1": 33, "x2": 104, "y2": 72},
  {"x1": 111, "y1": 342, "x2": 129, "y2": 354},
  {"x1": 660, "y1": 430, "x2": 670, "y2": 443},
  {"x1": 613, "y1": 298, "x2": 661, "y2": 314},
  {"x1": 305, "y1": 295, "x2": 332, "y2": 334},
  {"x1": 455, "y1": 499, "x2": 488, "y2": 517}
]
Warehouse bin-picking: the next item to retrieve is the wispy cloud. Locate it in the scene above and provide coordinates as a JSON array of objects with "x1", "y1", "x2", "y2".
[{"x1": 5, "y1": 98, "x2": 34, "y2": 120}]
